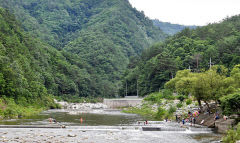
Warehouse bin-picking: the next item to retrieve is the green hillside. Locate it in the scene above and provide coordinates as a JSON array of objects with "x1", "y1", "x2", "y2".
[
  {"x1": 121, "y1": 15, "x2": 240, "y2": 96},
  {"x1": 0, "y1": 8, "x2": 107, "y2": 117},
  {"x1": 0, "y1": 0, "x2": 167, "y2": 97},
  {"x1": 152, "y1": 19, "x2": 197, "y2": 35}
]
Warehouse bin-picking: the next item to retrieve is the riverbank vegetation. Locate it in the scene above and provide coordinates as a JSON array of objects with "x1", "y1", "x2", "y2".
[
  {"x1": 120, "y1": 14, "x2": 240, "y2": 97},
  {"x1": 0, "y1": 8, "x2": 62, "y2": 118},
  {"x1": 222, "y1": 123, "x2": 240, "y2": 143},
  {"x1": 123, "y1": 91, "x2": 186, "y2": 121},
  {"x1": 121, "y1": 14, "x2": 240, "y2": 120}
]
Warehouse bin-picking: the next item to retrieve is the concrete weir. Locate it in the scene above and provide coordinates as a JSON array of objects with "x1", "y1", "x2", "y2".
[{"x1": 103, "y1": 96, "x2": 143, "y2": 108}]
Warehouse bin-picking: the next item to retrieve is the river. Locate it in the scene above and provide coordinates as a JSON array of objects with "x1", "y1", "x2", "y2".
[{"x1": 0, "y1": 109, "x2": 222, "y2": 143}]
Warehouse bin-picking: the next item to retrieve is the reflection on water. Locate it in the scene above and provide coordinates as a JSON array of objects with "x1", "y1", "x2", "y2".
[{"x1": 0, "y1": 109, "x2": 145, "y2": 126}]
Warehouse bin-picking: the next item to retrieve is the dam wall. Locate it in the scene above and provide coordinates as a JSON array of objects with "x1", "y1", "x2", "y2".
[{"x1": 103, "y1": 97, "x2": 143, "y2": 108}]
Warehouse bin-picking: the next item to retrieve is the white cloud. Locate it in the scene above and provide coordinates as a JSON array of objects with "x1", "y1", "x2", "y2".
[{"x1": 128, "y1": 0, "x2": 240, "y2": 26}]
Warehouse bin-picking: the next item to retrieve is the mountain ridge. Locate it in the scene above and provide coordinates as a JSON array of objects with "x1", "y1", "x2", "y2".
[
  {"x1": 121, "y1": 14, "x2": 240, "y2": 96},
  {"x1": 0, "y1": 0, "x2": 167, "y2": 97},
  {"x1": 152, "y1": 19, "x2": 197, "y2": 35}
]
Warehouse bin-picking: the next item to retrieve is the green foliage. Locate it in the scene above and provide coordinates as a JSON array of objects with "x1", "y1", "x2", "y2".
[
  {"x1": 222, "y1": 123, "x2": 240, "y2": 143},
  {"x1": 176, "y1": 103, "x2": 183, "y2": 108},
  {"x1": 155, "y1": 107, "x2": 167, "y2": 120},
  {"x1": 122, "y1": 104, "x2": 156, "y2": 119},
  {"x1": 220, "y1": 92, "x2": 240, "y2": 116},
  {"x1": 186, "y1": 99, "x2": 192, "y2": 105},
  {"x1": 164, "y1": 64, "x2": 240, "y2": 115},
  {"x1": 0, "y1": 98, "x2": 44, "y2": 118},
  {"x1": 161, "y1": 89, "x2": 175, "y2": 100},
  {"x1": 177, "y1": 95, "x2": 185, "y2": 102},
  {"x1": 121, "y1": 14, "x2": 240, "y2": 97},
  {"x1": 0, "y1": 0, "x2": 167, "y2": 97},
  {"x1": 144, "y1": 92, "x2": 162, "y2": 104},
  {"x1": 144, "y1": 90, "x2": 174, "y2": 104},
  {"x1": 0, "y1": 8, "x2": 83, "y2": 117},
  {"x1": 168, "y1": 105, "x2": 177, "y2": 114}
]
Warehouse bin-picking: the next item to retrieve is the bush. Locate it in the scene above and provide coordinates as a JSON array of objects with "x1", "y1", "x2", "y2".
[
  {"x1": 177, "y1": 95, "x2": 185, "y2": 102},
  {"x1": 168, "y1": 105, "x2": 176, "y2": 114},
  {"x1": 144, "y1": 93, "x2": 162, "y2": 104},
  {"x1": 162, "y1": 90, "x2": 175, "y2": 100},
  {"x1": 222, "y1": 123, "x2": 240, "y2": 143},
  {"x1": 220, "y1": 93, "x2": 240, "y2": 116},
  {"x1": 155, "y1": 107, "x2": 167, "y2": 120},
  {"x1": 122, "y1": 104, "x2": 156, "y2": 119},
  {"x1": 186, "y1": 99, "x2": 192, "y2": 105},
  {"x1": 177, "y1": 103, "x2": 183, "y2": 108}
]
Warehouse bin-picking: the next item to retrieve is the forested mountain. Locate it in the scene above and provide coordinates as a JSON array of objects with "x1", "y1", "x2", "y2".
[
  {"x1": 0, "y1": 0, "x2": 167, "y2": 97},
  {"x1": 0, "y1": 8, "x2": 105, "y2": 103},
  {"x1": 121, "y1": 15, "x2": 240, "y2": 96},
  {"x1": 152, "y1": 19, "x2": 197, "y2": 35},
  {"x1": 0, "y1": 8, "x2": 67, "y2": 116}
]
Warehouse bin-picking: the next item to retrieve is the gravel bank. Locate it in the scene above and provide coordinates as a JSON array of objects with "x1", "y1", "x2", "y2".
[{"x1": 0, "y1": 127, "x2": 219, "y2": 143}]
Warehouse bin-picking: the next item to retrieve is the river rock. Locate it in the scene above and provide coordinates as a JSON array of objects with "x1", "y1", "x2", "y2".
[{"x1": 68, "y1": 133, "x2": 77, "y2": 137}]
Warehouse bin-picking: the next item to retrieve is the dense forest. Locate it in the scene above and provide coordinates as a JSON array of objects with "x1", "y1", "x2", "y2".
[
  {"x1": 152, "y1": 19, "x2": 197, "y2": 35},
  {"x1": 0, "y1": 0, "x2": 167, "y2": 98},
  {"x1": 0, "y1": 8, "x2": 62, "y2": 117},
  {"x1": 121, "y1": 15, "x2": 240, "y2": 97}
]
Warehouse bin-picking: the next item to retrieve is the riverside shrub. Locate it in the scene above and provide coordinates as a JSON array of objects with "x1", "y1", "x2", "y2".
[{"x1": 222, "y1": 123, "x2": 240, "y2": 143}]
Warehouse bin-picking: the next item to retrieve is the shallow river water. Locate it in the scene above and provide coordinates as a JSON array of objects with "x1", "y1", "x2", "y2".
[{"x1": 0, "y1": 109, "x2": 223, "y2": 143}]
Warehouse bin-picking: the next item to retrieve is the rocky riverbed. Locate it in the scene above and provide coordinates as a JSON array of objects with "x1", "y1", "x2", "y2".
[{"x1": 0, "y1": 125, "x2": 222, "y2": 143}]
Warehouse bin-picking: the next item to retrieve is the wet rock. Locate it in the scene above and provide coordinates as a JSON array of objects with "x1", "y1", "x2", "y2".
[
  {"x1": 2, "y1": 139, "x2": 8, "y2": 142},
  {"x1": 68, "y1": 133, "x2": 77, "y2": 137}
]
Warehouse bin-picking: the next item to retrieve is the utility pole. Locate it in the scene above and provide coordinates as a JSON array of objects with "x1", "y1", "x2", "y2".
[
  {"x1": 209, "y1": 57, "x2": 212, "y2": 69},
  {"x1": 137, "y1": 79, "x2": 139, "y2": 97},
  {"x1": 125, "y1": 82, "x2": 128, "y2": 97}
]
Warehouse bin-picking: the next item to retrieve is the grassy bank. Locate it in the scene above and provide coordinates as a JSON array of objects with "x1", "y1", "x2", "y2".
[
  {"x1": 122, "y1": 91, "x2": 195, "y2": 121},
  {"x1": 122, "y1": 104, "x2": 156, "y2": 120},
  {"x1": 123, "y1": 105, "x2": 177, "y2": 121},
  {"x1": 0, "y1": 96, "x2": 60, "y2": 119}
]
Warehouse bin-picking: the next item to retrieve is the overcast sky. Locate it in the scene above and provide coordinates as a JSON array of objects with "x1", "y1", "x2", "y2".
[{"x1": 128, "y1": 0, "x2": 240, "y2": 26}]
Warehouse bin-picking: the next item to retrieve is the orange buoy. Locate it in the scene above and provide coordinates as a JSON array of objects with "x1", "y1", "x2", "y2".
[{"x1": 80, "y1": 117, "x2": 83, "y2": 124}]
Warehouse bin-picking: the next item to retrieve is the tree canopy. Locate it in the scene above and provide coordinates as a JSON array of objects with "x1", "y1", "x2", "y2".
[{"x1": 120, "y1": 14, "x2": 240, "y2": 97}]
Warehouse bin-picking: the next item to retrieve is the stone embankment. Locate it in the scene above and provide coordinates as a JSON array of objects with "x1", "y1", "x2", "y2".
[
  {"x1": 140, "y1": 99, "x2": 237, "y2": 133},
  {"x1": 55, "y1": 100, "x2": 112, "y2": 115}
]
